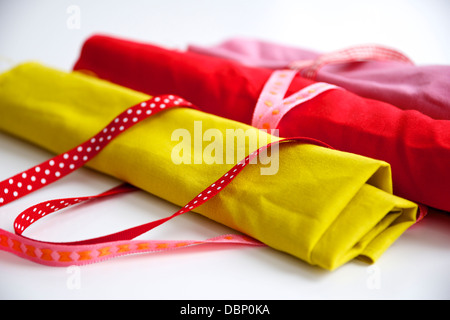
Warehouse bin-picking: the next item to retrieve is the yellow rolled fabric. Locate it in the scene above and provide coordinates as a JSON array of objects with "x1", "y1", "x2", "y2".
[{"x1": 0, "y1": 62, "x2": 418, "y2": 270}]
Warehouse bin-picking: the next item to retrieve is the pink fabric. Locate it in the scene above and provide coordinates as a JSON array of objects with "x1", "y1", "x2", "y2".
[{"x1": 188, "y1": 38, "x2": 450, "y2": 120}]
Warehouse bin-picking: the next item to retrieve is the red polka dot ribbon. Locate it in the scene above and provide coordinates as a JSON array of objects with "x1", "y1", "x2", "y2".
[
  {"x1": 0, "y1": 94, "x2": 331, "y2": 266},
  {"x1": 0, "y1": 95, "x2": 190, "y2": 207}
]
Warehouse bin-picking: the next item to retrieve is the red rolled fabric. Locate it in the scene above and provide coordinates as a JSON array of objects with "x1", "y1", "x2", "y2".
[{"x1": 73, "y1": 34, "x2": 450, "y2": 213}]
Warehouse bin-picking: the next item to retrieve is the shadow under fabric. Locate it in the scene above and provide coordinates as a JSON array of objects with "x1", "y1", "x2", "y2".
[
  {"x1": 0, "y1": 63, "x2": 417, "y2": 270},
  {"x1": 72, "y1": 34, "x2": 450, "y2": 214}
]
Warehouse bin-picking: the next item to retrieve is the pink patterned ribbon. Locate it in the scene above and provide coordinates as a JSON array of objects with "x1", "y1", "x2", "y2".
[
  {"x1": 0, "y1": 229, "x2": 264, "y2": 267},
  {"x1": 289, "y1": 44, "x2": 414, "y2": 80},
  {"x1": 251, "y1": 69, "x2": 340, "y2": 130}
]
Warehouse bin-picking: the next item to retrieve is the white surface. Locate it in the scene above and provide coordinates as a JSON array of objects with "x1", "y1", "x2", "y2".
[{"x1": 1, "y1": 0, "x2": 450, "y2": 300}]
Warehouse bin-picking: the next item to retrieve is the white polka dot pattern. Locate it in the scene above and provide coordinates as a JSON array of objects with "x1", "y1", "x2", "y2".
[{"x1": 13, "y1": 183, "x2": 137, "y2": 236}]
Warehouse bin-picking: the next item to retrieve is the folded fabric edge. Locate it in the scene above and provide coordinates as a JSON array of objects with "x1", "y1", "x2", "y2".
[{"x1": 308, "y1": 173, "x2": 417, "y2": 270}]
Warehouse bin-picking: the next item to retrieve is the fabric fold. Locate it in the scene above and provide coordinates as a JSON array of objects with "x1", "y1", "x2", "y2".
[
  {"x1": 72, "y1": 34, "x2": 450, "y2": 213},
  {"x1": 0, "y1": 62, "x2": 417, "y2": 270}
]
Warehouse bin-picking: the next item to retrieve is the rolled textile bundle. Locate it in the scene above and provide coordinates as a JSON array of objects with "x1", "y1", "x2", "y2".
[
  {"x1": 0, "y1": 62, "x2": 418, "y2": 270},
  {"x1": 188, "y1": 38, "x2": 450, "y2": 120},
  {"x1": 72, "y1": 34, "x2": 450, "y2": 213}
]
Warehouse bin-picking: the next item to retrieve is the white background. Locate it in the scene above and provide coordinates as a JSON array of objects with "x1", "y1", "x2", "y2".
[{"x1": 0, "y1": 0, "x2": 449, "y2": 300}]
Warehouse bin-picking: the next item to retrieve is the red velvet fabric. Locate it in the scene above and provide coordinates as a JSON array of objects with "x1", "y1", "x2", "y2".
[{"x1": 73, "y1": 35, "x2": 450, "y2": 213}]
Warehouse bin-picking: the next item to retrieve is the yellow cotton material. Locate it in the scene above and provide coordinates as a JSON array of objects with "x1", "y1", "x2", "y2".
[{"x1": 0, "y1": 63, "x2": 418, "y2": 270}]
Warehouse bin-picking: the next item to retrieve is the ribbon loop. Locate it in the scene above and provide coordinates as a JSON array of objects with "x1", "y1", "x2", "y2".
[
  {"x1": 0, "y1": 93, "x2": 331, "y2": 266},
  {"x1": 251, "y1": 69, "x2": 340, "y2": 130},
  {"x1": 289, "y1": 44, "x2": 414, "y2": 79}
]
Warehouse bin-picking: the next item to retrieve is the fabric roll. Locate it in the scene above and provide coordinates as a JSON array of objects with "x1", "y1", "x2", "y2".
[
  {"x1": 188, "y1": 38, "x2": 450, "y2": 120},
  {"x1": 72, "y1": 35, "x2": 450, "y2": 213},
  {"x1": 0, "y1": 62, "x2": 418, "y2": 270}
]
